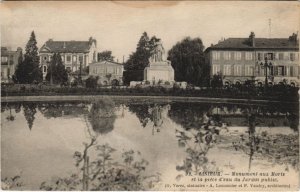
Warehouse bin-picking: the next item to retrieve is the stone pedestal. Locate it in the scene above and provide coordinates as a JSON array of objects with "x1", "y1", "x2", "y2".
[{"x1": 143, "y1": 40, "x2": 175, "y2": 83}]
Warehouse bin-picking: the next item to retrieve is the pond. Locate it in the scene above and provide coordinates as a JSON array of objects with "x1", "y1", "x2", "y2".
[{"x1": 1, "y1": 98, "x2": 299, "y2": 190}]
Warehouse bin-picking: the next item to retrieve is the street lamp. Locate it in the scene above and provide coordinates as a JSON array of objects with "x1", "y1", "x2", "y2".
[{"x1": 260, "y1": 57, "x2": 272, "y2": 88}]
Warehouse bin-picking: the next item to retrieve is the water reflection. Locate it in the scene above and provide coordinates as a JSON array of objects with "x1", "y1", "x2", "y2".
[
  {"x1": 1, "y1": 100, "x2": 299, "y2": 190},
  {"x1": 175, "y1": 112, "x2": 223, "y2": 178},
  {"x1": 87, "y1": 98, "x2": 116, "y2": 135}
]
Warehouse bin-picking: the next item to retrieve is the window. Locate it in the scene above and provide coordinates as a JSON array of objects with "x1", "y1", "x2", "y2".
[
  {"x1": 257, "y1": 53, "x2": 262, "y2": 61},
  {"x1": 277, "y1": 66, "x2": 285, "y2": 76},
  {"x1": 290, "y1": 66, "x2": 294, "y2": 77},
  {"x1": 66, "y1": 55, "x2": 71, "y2": 63},
  {"x1": 44, "y1": 56, "x2": 47, "y2": 61},
  {"x1": 267, "y1": 53, "x2": 273, "y2": 60},
  {"x1": 79, "y1": 55, "x2": 83, "y2": 64},
  {"x1": 223, "y1": 65, "x2": 231, "y2": 75},
  {"x1": 234, "y1": 52, "x2": 241, "y2": 60},
  {"x1": 212, "y1": 51, "x2": 220, "y2": 60},
  {"x1": 245, "y1": 65, "x2": 254, "y2": 76},
  {"x1": 279, "y1": 53, "x2": 284, "y2": 60},
  {"x1": 234, "y1": 65, "x2": 242, "y2": 76},
  {"x1": 43, "y1": 66, "x2": 47, "y2": 73},
  {"x1": 245, "y1": 52, "x2": 252, "y2": 60},
  {"x1": 212, "y1": 65, "x2": 220, "y2": 74},
  {"x1": 290, "y1": 53, "x2": 295, "y2": 61},
  {"x1": 223, "y1": 52, "x2": 231, "y2": 60},
  {"x1": 73, "y1": 55, "x2": 77, "y2": 62},
  {"x1": 1, "y1": 56, "x2": 8, "y2": 62}
]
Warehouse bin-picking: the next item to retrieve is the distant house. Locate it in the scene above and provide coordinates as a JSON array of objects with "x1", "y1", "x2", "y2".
[
  {"x1": 89, "y1": 60, "x2": 124, "y2": 85},
  {"x1": 39, "y1": 37, "x2": 97, "y2": 79},
  {"x1": 205, "y1": 32, "x2": 299, "y2": 86},
  {"x1": 1, "y1": 47, "x2": 22, "y2": 83}
]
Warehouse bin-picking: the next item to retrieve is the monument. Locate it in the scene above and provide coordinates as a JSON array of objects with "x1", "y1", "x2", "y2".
[{"x1": 144, "y1": 40, "x2": 174, "y2": 83}]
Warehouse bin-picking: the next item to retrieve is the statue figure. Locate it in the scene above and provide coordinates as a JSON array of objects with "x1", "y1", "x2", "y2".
[{"x1": 149, "y1": 40, "x2": 165, "y2": 63}]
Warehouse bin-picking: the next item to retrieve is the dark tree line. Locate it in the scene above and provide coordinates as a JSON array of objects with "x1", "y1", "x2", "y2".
[
  {"x1": 123, "y1": 32, "x2": 160, "y2": 84},
  {"x1": 168, "y1": 37, "x2": 209, "y2": 86}
]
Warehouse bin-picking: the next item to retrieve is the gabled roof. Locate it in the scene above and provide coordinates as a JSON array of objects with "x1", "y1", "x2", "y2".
[
  {"x1": 207, "y1": 38, "x2": 299, "y2": 51},
  {"x1": 39, "y1": 37, "x2": 96, "y2": 53},
  {"x1": 89, "y1": 60, "x2": 123, "y2": 66}
]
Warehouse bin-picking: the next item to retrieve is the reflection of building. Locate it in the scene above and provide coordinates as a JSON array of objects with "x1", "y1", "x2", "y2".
[
  {"x1": 1, "y1": 47, "x2": 22, "y2": 83},
  {"x1": 205, "y1": 32, "x2": 299, "y2": 86},
  {"x1": 144, "y1": 40, "x2": 174, "y2": 83},
  {"x1": 39, "y1": 37, "x2": 97, "y2": 79},
  {"x1": 89, "y1": 60, "x2": 124, "y2": 85}
]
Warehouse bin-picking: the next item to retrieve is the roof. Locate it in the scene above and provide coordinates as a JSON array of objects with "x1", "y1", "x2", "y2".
[
  {"x1": 1, "y1": 47, "x2": 22, "y2": 56},
  {"x1": 207, "y1": 38, "x2": 299, "y2": 51},
  {"x1": 40, "y1": 38, "x2": 96, "y2": 53},
  {"x1": 89, "y1": 60, "x2": 124, "y2": 66}
]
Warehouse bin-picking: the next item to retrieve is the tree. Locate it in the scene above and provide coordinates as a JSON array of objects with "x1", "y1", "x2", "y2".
[
  {"x1": 45, "y1": 53, "x2": 68, "y2": 84},
  {"x1": 97, "y1": 50, "x2": 114, "y2": 62},
  {"x1": 168, "y1": 37, "x2": 208, "y2": 86},
  {"x1": 123, "y1": 32, "x2": 160, "y2": 84},
  {"x1": 14, "y1": 31, "x2": 42, "y2": 83}
]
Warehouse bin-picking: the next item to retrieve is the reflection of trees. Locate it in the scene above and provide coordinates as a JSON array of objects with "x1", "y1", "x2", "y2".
[
  {"x1": 23, "y1": 103, "x2": 37, "y2": 130},
  {"x1": 128, "y1": 104, "x2": 152, "y2": 127},
  {"x1": 169, "y1": 103, "x2": 212, "y2": 130},
  {"x1": 175, "y1": 113, "x2": 222, "y2": 178},
  {"x1": 87, "y1": 98, "x2": 116, "y2": 135},
  {"x1": 232, "y1": 107, "x2": 299, "y2": 172},
  {"x1": 40, "y1": 98, "x2": 160, "y2": 191},
  {"x1": 128, "y1": 103, "x2": 171, "y2": 134},
  {"x1": 38, "y1": 102, "x2": 89, "y2": 119}
]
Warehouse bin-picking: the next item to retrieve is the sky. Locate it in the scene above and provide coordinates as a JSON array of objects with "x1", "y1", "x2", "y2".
[{"x1": 1, "y1": 1, "x2": 299, "y2": 62}]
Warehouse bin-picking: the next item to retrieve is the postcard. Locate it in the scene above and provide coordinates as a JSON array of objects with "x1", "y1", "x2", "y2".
[{"x1": 1, "y1": 1, "x2": 299, "y2": 191}]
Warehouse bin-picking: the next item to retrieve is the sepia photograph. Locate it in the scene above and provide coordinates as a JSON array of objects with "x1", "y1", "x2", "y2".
[{"x1": 0, "y1": 1, "x2": 299, "y2": 191}]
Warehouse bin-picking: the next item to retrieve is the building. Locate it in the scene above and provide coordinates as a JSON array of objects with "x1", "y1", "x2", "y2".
[
  {"x1": 89, "y1": 60, "x2": 124, "y2": 85},
  {"x1": 205, "y1": 32, "x2": 299, "y2": 86},
  {"x1": 144, "y1": 40, "x2": 174, "y2": 83},
  {"x1": 1, "y1": 47, "x2": 22, "y2": 83},
  {"x1": 39, "y1": 37, "x2": 97, "y2": 79}
]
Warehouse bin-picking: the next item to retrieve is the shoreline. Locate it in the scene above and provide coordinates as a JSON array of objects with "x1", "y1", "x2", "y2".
[{"x1": 1, "y1": 95, "x2": 297, "y2": 104}]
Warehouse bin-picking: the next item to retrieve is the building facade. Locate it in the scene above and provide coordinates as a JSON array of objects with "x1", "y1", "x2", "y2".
[
  {"x1": 1, "y1": 47, "x2": 22, "y2": 83},
  {"x1": 89, "y1": 60, "x2": 124, "y2": 85},
  {"x1": 205, "y1": 32, "x2": 299, "y2": 86},
  {"x1": 39, "y1": 37, "x2": 97, "y2": 79}
]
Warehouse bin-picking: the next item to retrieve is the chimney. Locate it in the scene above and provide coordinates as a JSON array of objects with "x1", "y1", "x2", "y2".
[
  {"x1": 249, "y1": 32, "x2": 255, "y2": 47},
  {"x1": 63, "y1": 42, "x2": 66, "y2": 49},
  {"x1": 288, "y1": 33, "x2": 298, "y2": 43}
]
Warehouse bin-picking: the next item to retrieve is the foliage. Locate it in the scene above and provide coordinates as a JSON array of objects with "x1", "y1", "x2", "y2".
[
  {"x1": 46, "y1": 53, "x2": 68, "y2": 84},
  {"x1": 98, "y1": 50, "x2": 115, "y2": 62},
  {"x1": 210, "y1": 73, "x2": 223, "y2": 88},
  {"x1": 13, "y1": 31, "x2": 42, "y2": 84},
  {"x1": 232, "y1": 108, "x2": 299, "y2": 171},
  {"x1": 40, "y1": 142, "x2": 160, "y2": 191},
  {"x1": 1, "y1": 175, "x2": 23, "y2": 190},
  {"x1": 168, "y1": 37, "x2": 208, "y2": 86},
  {"x1": 175, "y1": 112, "x2": 222, "y2": 177},
  {"x1": 124, "y1": 32, "x2": 160, "y2": 82},
  {"x1": 23, "y1": 103, "x2": 37, "y2": 130},
  {"x1": 85, "y1": 76, "x2": 99, "y2": 89},
  {"x1": 87, "y1": 98, "x2": 116, "y2": 134}
]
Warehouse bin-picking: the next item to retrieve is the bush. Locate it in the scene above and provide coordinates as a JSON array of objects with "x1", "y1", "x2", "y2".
[
  {"x1": 165, "y1": 81, "x2": 170, "y2": 85},
  {"x1": 85, "y1": 76, "x2": 98, "y2": 89}
]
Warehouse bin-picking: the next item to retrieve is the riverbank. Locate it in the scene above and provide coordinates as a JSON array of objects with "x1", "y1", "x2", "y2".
[{"x1": 1, "y1": 95, "x2": 298, "y2": 104}]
